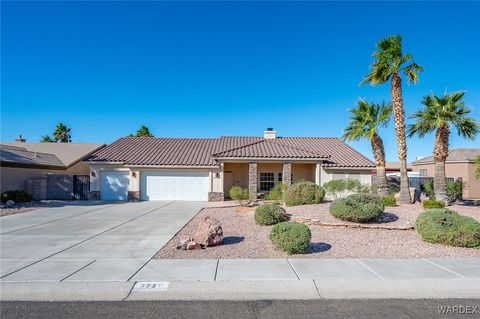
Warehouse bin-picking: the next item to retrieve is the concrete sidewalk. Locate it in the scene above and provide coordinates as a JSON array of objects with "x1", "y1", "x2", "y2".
[{"x1": 1, "y1": 258, "x2": 479, "y2": 301}]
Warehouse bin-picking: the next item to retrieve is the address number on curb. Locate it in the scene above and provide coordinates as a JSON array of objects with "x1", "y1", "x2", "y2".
[{"x1": 133, "y1": 281, "x2": 169, "y2": 291}]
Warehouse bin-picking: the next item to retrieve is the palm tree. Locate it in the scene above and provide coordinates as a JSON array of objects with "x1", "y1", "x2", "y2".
[
  {"x1": 361, "y1": 35, "x2": 423, "y2": 204},
  {"x1": 130, "y1": 125, "x2": 153, "y2": 137},
  {"x1": 40, "y1": 135, "x2": 54, "y2": 143},
  {"x1": 408, "y1": 92, "x2": 479, "y2": 202},
  {"x1": 343, "y1": 99, "x2": 392, "y2": 196},
  {"x1": 53, "y1": 123, "x2": 72, "y2": 143}
]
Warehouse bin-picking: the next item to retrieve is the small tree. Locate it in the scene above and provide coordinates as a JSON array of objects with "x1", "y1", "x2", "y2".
[
  {"x1": 40, "y1": 135, "x2": 54, "y2": 143},
  {"x1": 229, "y1": 186, "x2": 249, "y2": 206},
  {"x1": 130, "y1": 125, "x2": 154, "y2": 137}
]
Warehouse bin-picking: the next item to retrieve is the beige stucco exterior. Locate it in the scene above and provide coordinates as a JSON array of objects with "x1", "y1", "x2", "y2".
[
  {"x1": 412, "y1": 162, "x2": 480, "y2": 200},
  {"x1": 0, "y1": 161, "x2": 91, "y2": 192}
]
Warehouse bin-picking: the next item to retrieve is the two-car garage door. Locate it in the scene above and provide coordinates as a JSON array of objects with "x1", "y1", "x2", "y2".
[
  {"x1": 101, "y1": 171, "x2": 209, "y2": 201},
  {"x1": 140, "y1": 171, "x2": 209, "y2": 201}
]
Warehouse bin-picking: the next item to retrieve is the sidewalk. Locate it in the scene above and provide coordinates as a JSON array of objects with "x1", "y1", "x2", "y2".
[{"x1": 1, "y1": 258, "x2": 479, "y2": 301}]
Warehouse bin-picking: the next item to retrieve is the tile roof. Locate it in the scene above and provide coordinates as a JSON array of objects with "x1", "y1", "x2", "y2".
[
  {"x1": 412, "y1": 148, "x2": 480, "y2": 165},
  {"x1": 0, "y1": 144, "x2": 65, "y2": 168},
  {"x1": 88, "y1": 136, "x2": 374, "y2": 168},
  {"x1": 1, "y1": 142, "x2": 105, "y2": 167}
]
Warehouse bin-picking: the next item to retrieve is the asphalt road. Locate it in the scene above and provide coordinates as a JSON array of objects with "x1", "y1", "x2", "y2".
[{"x1": 2, "y1": 299, "x2": 479, "y2": 319}]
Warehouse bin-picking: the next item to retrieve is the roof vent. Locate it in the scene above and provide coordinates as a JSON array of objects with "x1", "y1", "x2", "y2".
[
  {"x1": 15, "y1": 135, "x2": 26, "y2": 142},
  {"x1": 264, "y1": 128, "x2": 277, "y2": 139}
]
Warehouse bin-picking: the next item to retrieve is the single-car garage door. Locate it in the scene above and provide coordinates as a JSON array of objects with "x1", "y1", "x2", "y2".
[
  {"x1": 101, "y1": 171, "x2": 130, "y2": 201},
  {"x1": 141, "y1": 171, "x2": 209, "y2": 201}
]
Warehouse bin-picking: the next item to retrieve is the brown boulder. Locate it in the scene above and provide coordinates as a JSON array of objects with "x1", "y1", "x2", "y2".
[
  {"x1": 193, "y1": 217, "x2": 224, "y2": 247},
  {"x1": 176, "y1": 236, "x2": 192, "y2": 250}
]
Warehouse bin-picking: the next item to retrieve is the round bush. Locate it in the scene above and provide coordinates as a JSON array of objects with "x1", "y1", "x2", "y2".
[
  {"x1": 329, "y1": 193, "x2": 384, "y2": 223},
  {"x1": 269, "y1": 222, "x2": 311, "y2": 254},
  {"x1": 1, "y1": 190, "x2": 33, "y2": 204},
  {"x1": 422, "y1": 198, "x2": 445, "y2": 209},
  {"x1": 416, "y1": 209, "x2": 480, "y2": 247},
  {"x1": 254, "y1": 204, "x2": 288, "y2": 226},
  {"x1": 284, "y1": 182, "x2": 325, "y2": 206},
  {"x1": 382, "y1": 195, "x2": 397, "y2": 207}
]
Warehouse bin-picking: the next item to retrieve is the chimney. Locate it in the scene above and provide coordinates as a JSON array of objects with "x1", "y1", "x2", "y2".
[
  {"x1": 264, "y1": 128, "x2": 277, "y2": 139},
  {"x1": 15, "y1": 135, "x2": 26, "y2": 142}
]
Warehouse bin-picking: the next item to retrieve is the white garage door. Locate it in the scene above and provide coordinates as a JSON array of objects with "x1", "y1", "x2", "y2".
[
  {"x1": 141, "y1": 171, "x2": 209, "y2": 201},
  {"x1": 101, "y1": 171, "x2": 130, "y2": 201}
]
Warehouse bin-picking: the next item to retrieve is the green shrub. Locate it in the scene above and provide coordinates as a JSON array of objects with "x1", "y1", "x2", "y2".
[
  {"x1": 1, "y1": 190, "x2": 33, "y2": 204},
  {"x1": 323, "y1": 178, "x2": 370, "y2": 199},
  {"x1": 447, "y1": 180, "x2": 463, "y2": 203},
  {"x1": 254, "y1": 204, "x2": 288, "y2": 225},
  {"x1": 423, "y1": 180, "x2": 435, "y2": 199},
  {"x1": 329, "y1": 193, "x2": 384, "y2": 223},
  {"x1": 229, "y1": 186, "x2": 249, "y2": 206},
  {"x1": 265, "y1": 183, "x2": 287, "y2": 201},
  {"x1": 422, "y1": 198, "x2": 445, "y2": 209},
  {"x1": 283, "y1": 182, "x2": 325, "y2": 206},
  {"x1": 269, "y1": 222, "x2": 311, "y2": 254},
  {"x1": 416, "y1": 209, "x2": 480, "y2": 247},
  {"x1": 382, "y1": 195, "x2": 397, "y2": 207}
]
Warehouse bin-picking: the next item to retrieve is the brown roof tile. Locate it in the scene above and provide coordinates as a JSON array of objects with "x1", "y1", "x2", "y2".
[
  {"x1": 412, "y1": 148, "x2": 480, "y2": 165},
  {"x1": 89, "y1": 136, "x2": 374, "y2": 168}
]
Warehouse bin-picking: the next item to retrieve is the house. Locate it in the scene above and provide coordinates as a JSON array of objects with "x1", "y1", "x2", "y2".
[
  {"x1": 0, "y1": 139, "x2": 105, "y2": 199},
  {"x1": 86, "y1": 129, "x2": 375, "y2": 201},
  {"x1": 411, "y1": 148, "x2": 480, "y2": 200}
]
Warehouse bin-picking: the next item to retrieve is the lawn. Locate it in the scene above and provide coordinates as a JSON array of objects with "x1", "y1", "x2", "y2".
[{"x1": 155, "y1": 202, "x2": 480, "y2": 259}]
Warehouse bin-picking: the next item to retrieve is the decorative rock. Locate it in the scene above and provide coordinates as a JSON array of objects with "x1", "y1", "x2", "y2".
[
  {"x1": 6, "y1": 200, "x2": 15, "y2": 208},
  {"x1": 193, "y1": 217, "x2": 224, "y2": 247},
  {"x1": 186, "y1": 241, "x2": 202, "y2": 250},
  {"x1": 176, "y1": 236, "x2": 192, "y2": 250}
]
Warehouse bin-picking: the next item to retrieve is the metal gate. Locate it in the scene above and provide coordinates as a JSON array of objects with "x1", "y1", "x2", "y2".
[{"x1": 73, "y1": 175, "x2": 90, "y2": 200}]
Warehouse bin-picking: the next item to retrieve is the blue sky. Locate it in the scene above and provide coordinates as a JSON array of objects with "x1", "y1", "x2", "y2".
[{"x1": 2, "y1": 1, "x2": 479, "y2": 162}]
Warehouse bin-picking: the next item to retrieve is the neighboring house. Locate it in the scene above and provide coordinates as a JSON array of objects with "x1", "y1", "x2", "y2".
[
  {"x1": 411, "y1": 148, "x2": 480, "y2": 200},
  {"x1": 0, "y1": 140, "x2": 105, "y2": 198},
  {"x1": 86, "y1": 129, "x2": 374, "y2": 201}
]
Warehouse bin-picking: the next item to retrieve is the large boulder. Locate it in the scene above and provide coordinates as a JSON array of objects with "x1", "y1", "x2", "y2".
[{"x1": 193, "y1": 217, "x2": 223, "y2": 247}]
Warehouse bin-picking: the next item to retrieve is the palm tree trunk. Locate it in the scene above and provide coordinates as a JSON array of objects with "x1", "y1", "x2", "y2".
[
  {"x1": 371, "y1": 133, "x2": 389, "y2": 196},
  {"x1": 433, "y1": 125, "x2": 450, "y2": 202},
  {"x1": 391, "y1": 73, "x2": 412, "y2": 204}
]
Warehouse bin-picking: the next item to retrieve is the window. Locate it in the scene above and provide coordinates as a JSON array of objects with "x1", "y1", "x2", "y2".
[
  {"x1": 278, "y1": 173, "x2": 283, "y2": 182},
  {"x1": 420, "y1": 169, "x2": 428, "y2": 177},
  {"x1": 259, "y1": 172, "x2": 275, "y2": 192}
]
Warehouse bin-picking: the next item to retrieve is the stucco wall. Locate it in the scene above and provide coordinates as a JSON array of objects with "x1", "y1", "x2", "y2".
[
  {"x1": 320, "y1": 167, "x2": 373, "y2": 186},
  {"x1": 224, "y1": 163, "x2": 249, "y2": 188},
  {"x1": 292, "y1": 163, "x2": 315, "y2": 183},
  {"x1": 0, "y1": 161, "x2": 90, "y2": 193},
  {"x1": 412, "y1": 162, "x2": 480, "y2": 200}
]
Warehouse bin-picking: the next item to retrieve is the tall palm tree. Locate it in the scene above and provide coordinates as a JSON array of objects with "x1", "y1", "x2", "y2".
[
  {"x1": 130, "y1": 125, "x2": 153, "y2": 137},
  {"x1": 40, "y1": 135, "x2": 53, "y2": 143},
  {"x1": 343, "y1": 99, "x2": 392, "y2": 196},
  {"x1": 408, "y1": 92, "x2": 479, "y2": 202},
  {"x1": 361, "y1": 35, "x2": 423, "y2": 204},
  {"x1": 53, "y1": 123, "x2": 72, "y2": 143}
]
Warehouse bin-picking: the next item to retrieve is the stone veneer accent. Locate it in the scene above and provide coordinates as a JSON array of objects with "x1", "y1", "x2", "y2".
[
  {"x1": 249, "y1": 162, "x2": 257, "y2": 201},
  {"x1": 88, "y1": 191, "x2": 100, "y2": 200},
  {"x1": 282, "y1": 162, "x2": 292, "y2": 186},
  {"x1": 208, "y1": 192, "x2": 224, "y2": 202},
  {"x1": 128, "y1": 191, "x2": 140, "y2": 201}
]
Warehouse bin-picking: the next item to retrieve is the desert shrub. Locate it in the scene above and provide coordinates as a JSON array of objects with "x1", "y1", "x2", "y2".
[
  {"x1": 416, "y1": 209, "x2": 480, "y2": 247},
  {"x1": 422, "y1": 198, "x2": 445, "y2": 209},
  {"x1": 382, "y1": 195, "x2": 397, "y2": 207},
  {"x1": 283, "y1": 182, "x2": 325, "y2": 206},
  {"x1": 229, "y1": 186, "x2": 249, "y2": 206},
  {"x1": 254, "y1": 204, "x2": 288, "y2": 226},
  {"x1": 423, "y1": 180, "x2": 435, "y2": 199},
  {"x1": 323, "y1": 178, "x2": 370, "y2": 199},
  {"x1": 265, "y1": 183, "x2": 287, "y2": 201},
  {"x1": 447, "y1": 180, "x2": 463, "y2": 203},
  {"x1": 329, "y1": 193, "x2": 384, "y2": 223},
  {"x1": 269, "y1": 222, "x2": 311, "y2": 254},
  {"x1": 1, "y1": 190, "x2": 33, "y2": 204}
]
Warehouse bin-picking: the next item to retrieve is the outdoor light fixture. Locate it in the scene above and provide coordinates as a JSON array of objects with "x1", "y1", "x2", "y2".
[
  {"x1": 131, "y1": 171, "x2": 137, "y2": 178},
  {"x1": 91, "y1": 171, "x2": 96, "y2": 177},
  {"x1": 215, "y1": 173, "x2": 220, "y2": 178}
]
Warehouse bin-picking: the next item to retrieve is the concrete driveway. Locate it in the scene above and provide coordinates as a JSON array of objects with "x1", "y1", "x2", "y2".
[{"x1": 0, "y1": 201, "x2": 203, "y2": 282}]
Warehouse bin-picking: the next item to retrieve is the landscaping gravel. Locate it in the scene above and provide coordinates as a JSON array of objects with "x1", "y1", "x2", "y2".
[
  {"x1": 155, "y1": 204, "x2": 480, "y2": 259},
  {"x1": 0, "y1": 201, "x2": 66, "y2": 217}
]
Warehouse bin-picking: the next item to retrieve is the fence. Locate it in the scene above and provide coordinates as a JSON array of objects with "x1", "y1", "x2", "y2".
[
  {"x1": 25, "y1": 174, "x2": 90, "y2": 200},
  {"x1": 387, "y1": 176, "x2": 460, "y2": 193}
]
